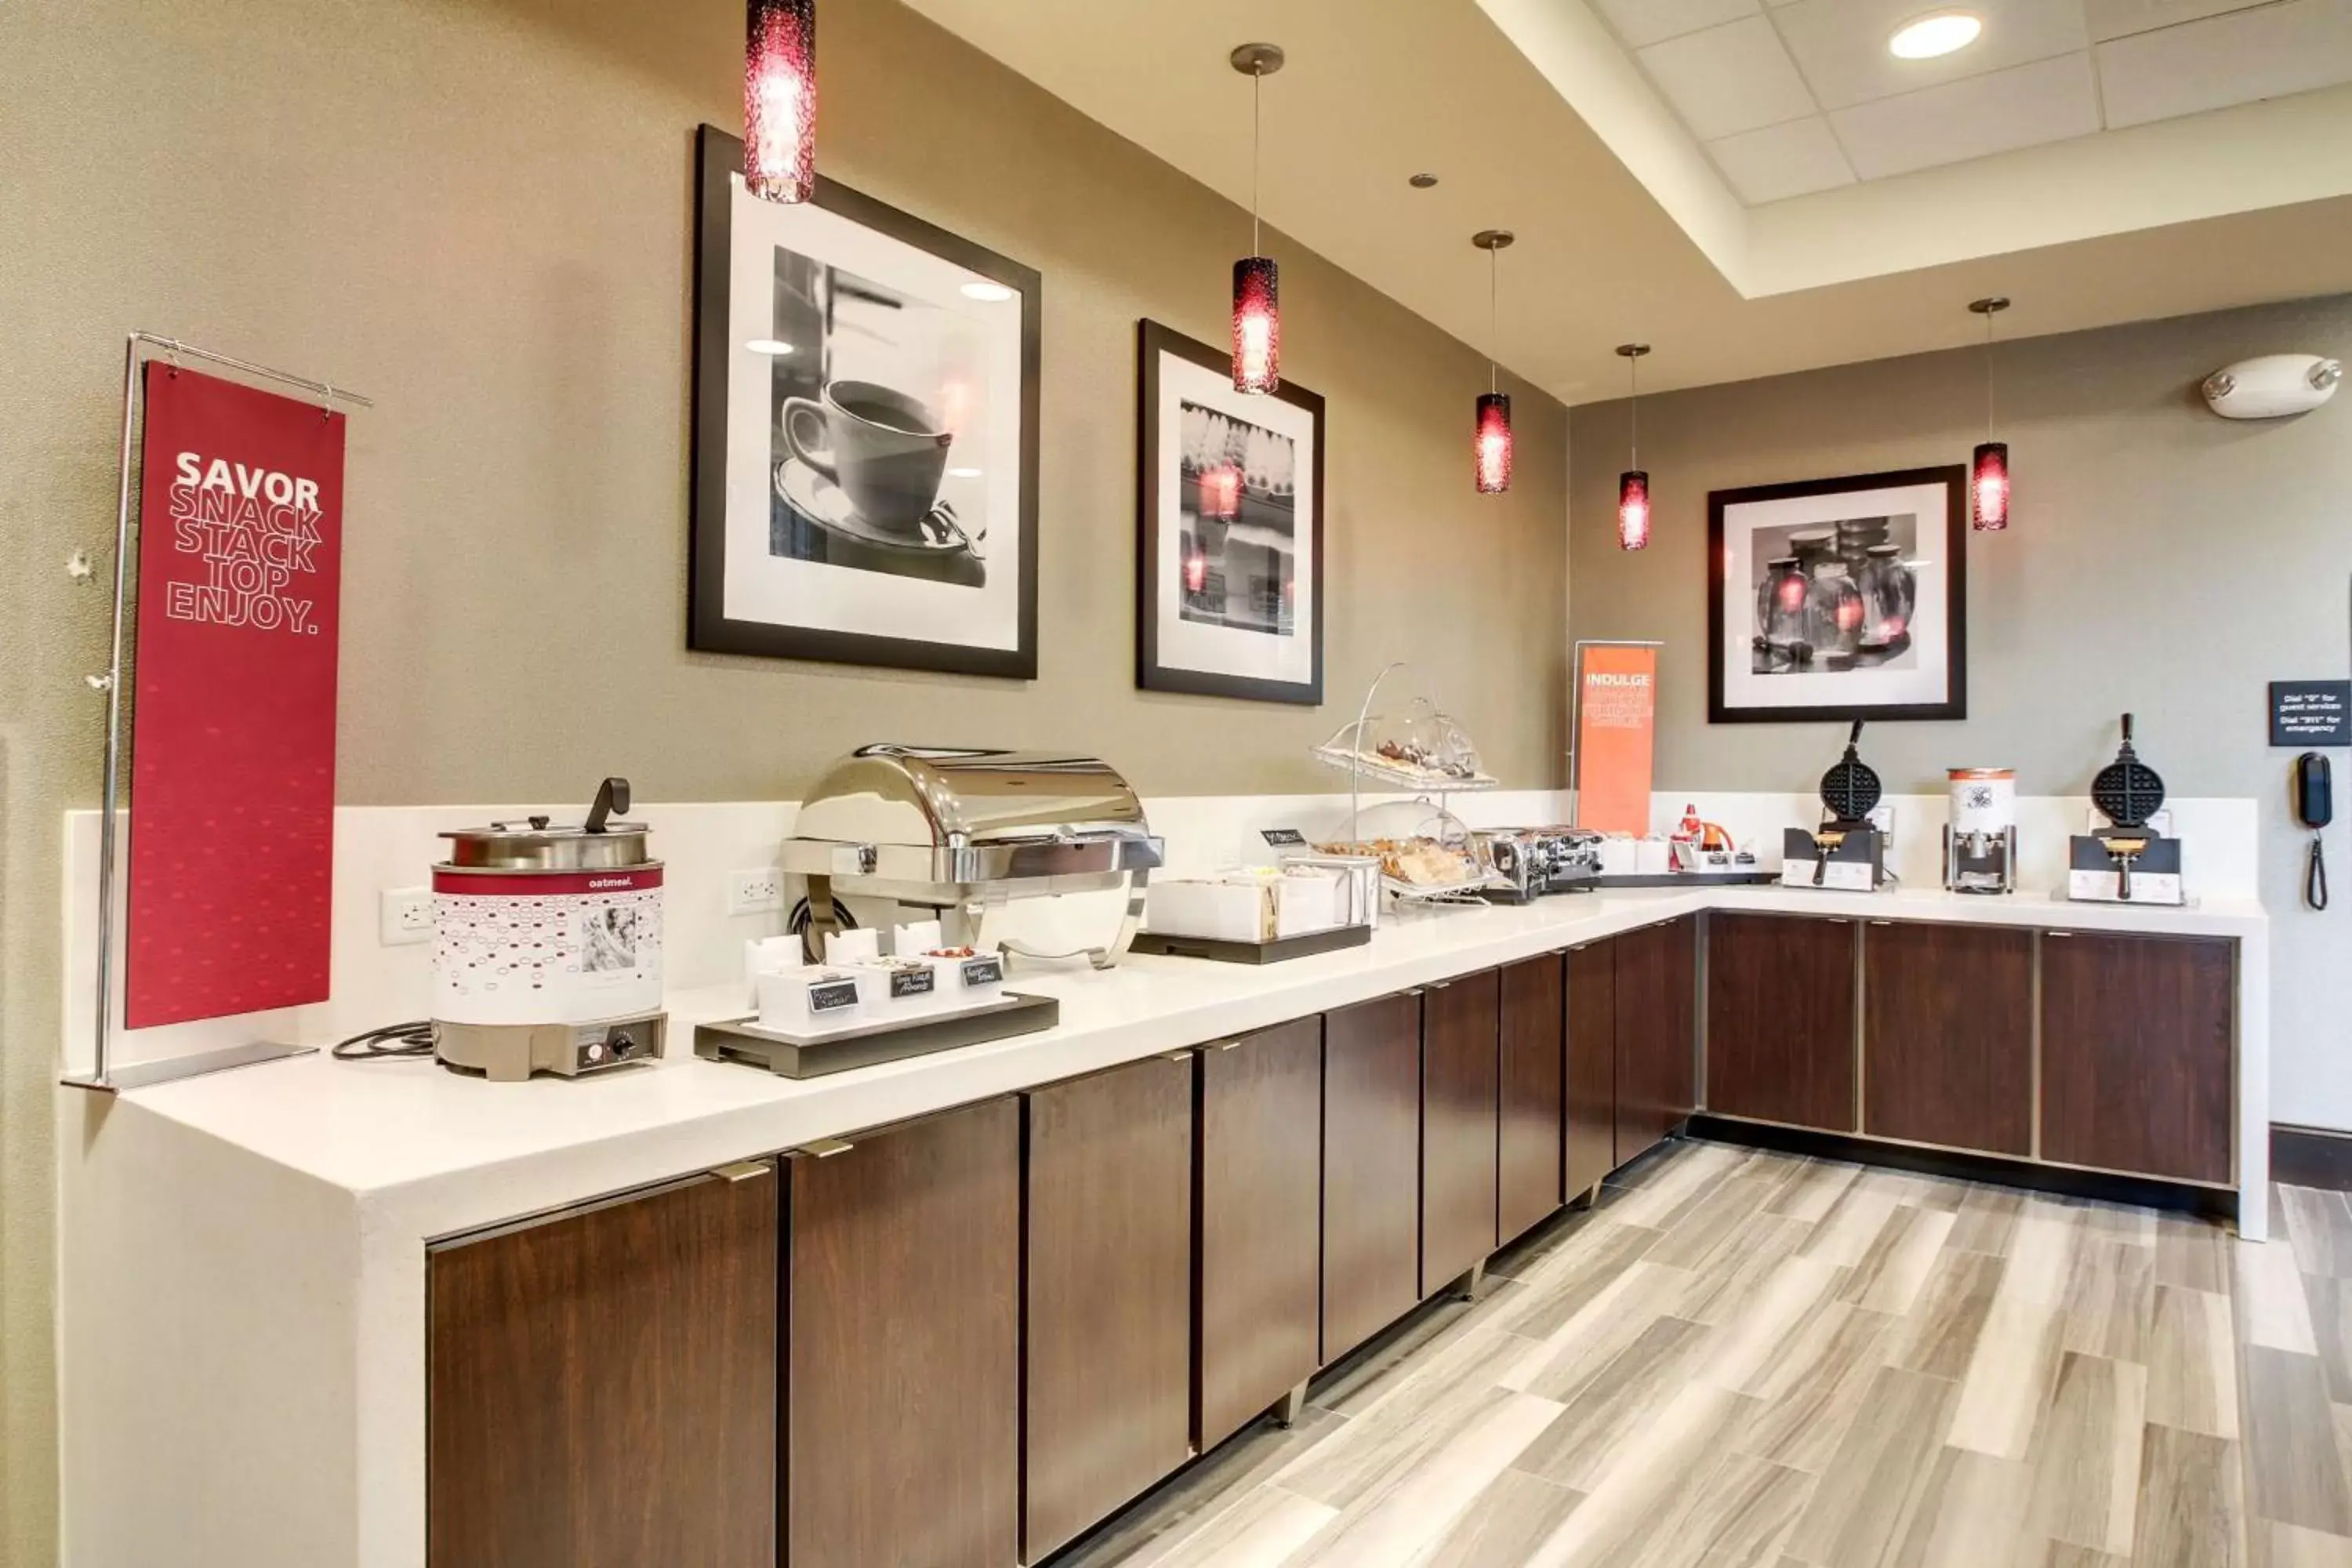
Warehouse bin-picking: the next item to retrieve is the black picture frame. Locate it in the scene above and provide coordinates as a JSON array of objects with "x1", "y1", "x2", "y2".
[
  {"x1": 688, "y1": 124, "x2": 1041, "y2": 677},
  {"x1": 1706, "y1": 463, "x2": 1969, "y2": 724},
  {"x1": 1135, "y1": 320, "x2": 1326, "y2": 705}
]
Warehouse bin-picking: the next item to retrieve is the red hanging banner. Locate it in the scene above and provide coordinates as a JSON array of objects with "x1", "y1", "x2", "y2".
[{"x1": 124, "y1": 364, "x2": 345, "y2": 1029}]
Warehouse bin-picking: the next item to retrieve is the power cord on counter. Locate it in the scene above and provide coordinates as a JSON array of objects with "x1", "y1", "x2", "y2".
[{"x1": 331, "y1": 1021, "x2": 436, "y2": 1062}]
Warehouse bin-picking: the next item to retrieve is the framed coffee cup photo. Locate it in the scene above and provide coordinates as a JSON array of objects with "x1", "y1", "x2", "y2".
[
  {"x1": 1136, "y1": 321, "x2": 1325, "y2": 705},
  {"x1": 690, "y1": 125, "x2": 1040, "y2": 676}
]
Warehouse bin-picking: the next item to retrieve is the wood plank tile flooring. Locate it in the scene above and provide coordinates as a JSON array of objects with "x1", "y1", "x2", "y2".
[{"x1": 1054, "y1": 1139, "x2": 2350, "y2": 1568}]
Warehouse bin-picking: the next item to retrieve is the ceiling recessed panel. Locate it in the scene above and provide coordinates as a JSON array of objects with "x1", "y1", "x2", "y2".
[
  {"x1": 1705, "y1": 114, "x2": 1858, "y2": 201},
  {"x1": 2083, "y1": 0, "x2": 2279, "y2": 44},
  {"x1": 1636, "y1": 15, "x2": 1819, "y2": 139},
  {"x1": 1831, "y1": 49, "x2": 2103, "y2": 177},
  {"x1": 2098, "y1": 0, "x2": 2352, "y2": 128},
  {"x1": 1592, "y1": 0, "x2": 1762, "y2": 49},
  {"x1": 1773, "y1": 0, "x2": 2092, "y2": 109}
]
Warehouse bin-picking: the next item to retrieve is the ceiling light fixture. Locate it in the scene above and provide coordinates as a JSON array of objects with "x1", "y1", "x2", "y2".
[
  {"x1": 1617, "y1": 344, "x2": 1652, "y2": 550},
  {"x1": 1410, "y1": 172, "x2": 1440, "y2": 189},
  {"x1": 1889, "y1": 11, "x2": 1981, "y2": 60},
  {"x1": 1969, "y1": 295, "x2": 2010, "y2": 532},
  {"x1": 746, "y1": 0, "x2": 818, "y2": 204},
  {"x1": 1473, "y1": 230, "x2": 1515, "y2": 495},
  {"x1": 1230, "y1": 42, "x2": 1286, "y2": 394}
]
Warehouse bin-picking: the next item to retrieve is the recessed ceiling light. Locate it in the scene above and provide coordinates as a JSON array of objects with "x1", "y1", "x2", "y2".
[
  {"x1": 745, "y1": 338, "x2": 795, "y2": 355},
  {"x1": 1889, "y1": 11, "x2": 1981, "y2": 59},
  {"x1": 960, "y1": 281, "x2": 1017, "y2": 302}
]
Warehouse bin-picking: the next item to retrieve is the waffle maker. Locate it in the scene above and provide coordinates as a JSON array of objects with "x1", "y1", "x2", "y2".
[
  {"x1": 2069, "y1": 713, "x2": 2184, "y2": 904},
  {"x1": 1782, "y1": 720, "x2": 1889, "y2": 890}
]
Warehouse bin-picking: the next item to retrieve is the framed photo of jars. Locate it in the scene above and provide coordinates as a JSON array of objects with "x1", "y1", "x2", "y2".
[
  {"x1": 1707, "y1": 464, "x2": 1968, "y2": 724},
  {"x1": 1134, "y1": 319, "x2": 1326, "y2": 704}
]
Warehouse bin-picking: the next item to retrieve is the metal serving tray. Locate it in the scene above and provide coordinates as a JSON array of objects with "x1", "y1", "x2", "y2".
[{"x1": 692, "y1": 992, "x2": 1060, "y2": 1079}]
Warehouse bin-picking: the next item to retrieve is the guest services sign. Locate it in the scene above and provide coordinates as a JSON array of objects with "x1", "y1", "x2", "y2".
[{"x1": 125, "y1": 364, "x2": 344, "y2": 1028}]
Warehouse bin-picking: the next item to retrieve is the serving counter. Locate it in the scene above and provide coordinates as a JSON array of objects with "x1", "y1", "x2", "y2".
[{"x1": 57, "y1": 883, "x2": 2269, "y2": 1568}]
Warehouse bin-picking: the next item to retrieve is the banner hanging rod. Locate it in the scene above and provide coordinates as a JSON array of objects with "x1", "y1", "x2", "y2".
[{"x1": 128, "y1": 332, "x2": 374, "y2": 408}]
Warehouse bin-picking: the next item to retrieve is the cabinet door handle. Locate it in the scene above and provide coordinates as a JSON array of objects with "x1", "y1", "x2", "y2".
[
  {"x1": 1216, "y1": 1040, "x2": 1244, "y2": 1051},
  {"x1": 1870, "y1": 920, "x2": 1893, "y2": 927},
  {"x1": 710, "y1": 1160, "x2": 773, "y2": 1183},
  {"x1": 1429, "y1": 980, "x2": 1454, "y2": 990},
  {"x1": 2048, "y1": 931, "x2": 2073, "y2": 938},
  {"x1": 789, "y1": 1138, "x2": 855, "y2": 1160},
  {"x1": 1164, "y1": 1049, "x2": 1196, "y2": 1062},
  {"x1": 1403, "y1": 987, "x2": 1428, "y2": 997}
]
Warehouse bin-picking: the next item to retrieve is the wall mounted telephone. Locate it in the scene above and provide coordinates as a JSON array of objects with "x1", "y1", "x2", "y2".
[{"x1": 2296, "y1": 751, "x2": 2332, "y2": 909}]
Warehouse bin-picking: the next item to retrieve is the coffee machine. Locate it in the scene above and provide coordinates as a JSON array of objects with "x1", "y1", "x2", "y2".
[
  {"x1": 1943, "y1": 768, "x2": 2017, "y2": 894},
  {"x1": 1782, "y1": 721, "x2": 1889, "y2": 890}
]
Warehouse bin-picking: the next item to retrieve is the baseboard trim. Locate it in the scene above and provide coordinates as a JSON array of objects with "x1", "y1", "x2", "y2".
[
  {"x1": 2274, "y1": 1123, "x2": 2352, "y2": 1192},
  {"x1": 1686, "y1": 1115, "x2": 2237, "y2": 1223}
]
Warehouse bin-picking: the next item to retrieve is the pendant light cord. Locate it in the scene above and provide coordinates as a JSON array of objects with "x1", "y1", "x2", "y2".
[
  {"x1": 1488, "y1": 249, "x2": 1499, "y2": 394},
  {"x1": 1628, "y1": 354, "x2": 1640, "y2": 470},
  {"x1": 1984, "y1": 309, "x2": 1996, "y2": 441},
  {"x1": 1251, "y1": 71, "x2": 1263, "y2": 256}
]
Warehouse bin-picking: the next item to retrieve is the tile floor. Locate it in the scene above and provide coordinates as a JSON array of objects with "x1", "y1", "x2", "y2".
[{"x1": 1058, "y1": 1138, "x2": 2352, "y2": 1568}]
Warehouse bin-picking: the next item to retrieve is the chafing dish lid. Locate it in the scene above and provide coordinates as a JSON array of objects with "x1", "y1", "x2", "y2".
[{"x1": 789, "y1": 746, "x2": 1150, "y2": 848}]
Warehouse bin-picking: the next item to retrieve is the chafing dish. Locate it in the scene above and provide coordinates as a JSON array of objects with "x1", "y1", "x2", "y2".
[{"x1": 780, "y1": 746, "x2": 1164, "y2": 968}]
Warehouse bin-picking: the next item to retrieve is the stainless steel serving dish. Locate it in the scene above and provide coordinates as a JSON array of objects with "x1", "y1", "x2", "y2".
[{"x1": 781, "y1": 746, "x2": 1164, "y2": 967}]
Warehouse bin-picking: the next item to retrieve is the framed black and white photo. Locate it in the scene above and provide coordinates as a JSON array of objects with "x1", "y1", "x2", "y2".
[
  {"x1": 1136, "y1": 320, "x2": 1324, "y2": 704},
  {"x1": 690, "y1": 124, "x2": 1039, "y2": 676},
  {"x1": 1708, "y1": 464, "x2": 1967, "y2": 724}
]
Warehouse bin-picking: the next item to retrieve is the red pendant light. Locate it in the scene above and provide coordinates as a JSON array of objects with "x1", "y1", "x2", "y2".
[
  {"x1": 1617, "y1": 343, "x2": 1652, "y2": 550},
  {"x1": 1969, "y1": 296, "x2": 2011, "y2": 532},
  {"x1": 746, "y1": 0, "x2": 817, "y2": 204},
  {"x1": 1472, "y1": 229, "x2": 1516, "y2": 495},
  {"x1": 1230, "y1": 44, "x2": 1285, "y2": 393},
  {"x1": 1476, "y1": 394, "x2": 1514, "y2": 494}
]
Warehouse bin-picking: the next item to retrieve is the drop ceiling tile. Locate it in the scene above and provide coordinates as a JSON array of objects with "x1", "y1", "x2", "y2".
[
  {"x1": 1638, "y1": 16, "x2": 1820, "y2": 140},
  {"x1": 1593, "y1": 0, "x2": 1762, "y2": 50},
  {"x1": 1831, "y1": 50, "x2": 2103, "y2": 177},
  {"x1": 1773, "y1": 0, "x2": 2092, "y2": 109},
  {"x1": 2083, "y1": 0, "x2": 2278, "y2": 45},
  {"x1": 2097, "y1": 0, "x2": 2352, "y2": 126},
  {"x1": 1706, "y1": 114, "x2": 1858, "y2": 201}
]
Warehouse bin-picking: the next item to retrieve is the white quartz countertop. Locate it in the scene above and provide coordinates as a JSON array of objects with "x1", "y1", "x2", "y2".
[{"x1": 114, "y1": 883, "x2": 2266, "y2": 1229}]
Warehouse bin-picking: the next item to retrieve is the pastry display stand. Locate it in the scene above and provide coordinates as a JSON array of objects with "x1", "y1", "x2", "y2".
[{"x1": 1310, "y1": 661, "x2": 1507, "y2": 907}]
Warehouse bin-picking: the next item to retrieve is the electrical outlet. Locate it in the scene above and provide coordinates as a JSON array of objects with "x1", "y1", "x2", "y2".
[
  {"x1": 729, "y1": 868, "x2": 784, "y2": 915},
  {"x1": 379, "y1": 887, "x2": 434, "y2": 946}
]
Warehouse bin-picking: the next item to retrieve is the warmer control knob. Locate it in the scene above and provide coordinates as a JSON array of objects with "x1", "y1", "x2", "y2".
[{"x1": 608, "y1": 1032, "x2": 636, "y2": 1059}]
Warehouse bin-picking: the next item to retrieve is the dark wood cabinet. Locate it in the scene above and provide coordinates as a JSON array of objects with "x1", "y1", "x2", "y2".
[
  {"x1": 1614, "y1": 918, "x2": 1697, "y2": 1168},
  {"x1": 2041, "y1": 932, "x2": 2234, "y2": 1184},
  {"x1": 1421, "y1": 971, "x2": 1501, "y2": 1295},
  {"x1": 1706, "y1": 912, "x2": 1858, "y2": 1133},
  {"x1": 1566, "y1": 940, "x2": 1617, "y2": 1200},
  {"x1": 1863, "y1": 921, "x2": 2034, "y2": 1156},
  {"x1": 1322, "y1": 991, "x2": 1422, "y2": 1362},
  {"x1": 1198, "y1": 1017, "x2": 1323, "y2": 1451},
  {"x1": 428, "y1": 1164, "x2": 779, "y2": 1568},
  {"x1": 1023, "y1": 1054, "x2": 1196, "y2": 1559},
  {"x1": 788, "y1": 1098, "x2": 1020, "y2": 1568},
  {"x1": 1497, "y1": 954, "x2": 1566, "y2": 1245}
]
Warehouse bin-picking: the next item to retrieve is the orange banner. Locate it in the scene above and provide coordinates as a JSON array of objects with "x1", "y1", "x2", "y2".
[{"x1": 1575, "y1": 644, "x2": 1657, "y2": 836}]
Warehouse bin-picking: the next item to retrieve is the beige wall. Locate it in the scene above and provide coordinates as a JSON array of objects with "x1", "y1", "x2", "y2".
[
  {"x1": 1569, "y1": 292, "x2": 2352, "y2": 1129},
  {"x1": 0, "y1": 2, "x2": 1567, "y2": 1555}
]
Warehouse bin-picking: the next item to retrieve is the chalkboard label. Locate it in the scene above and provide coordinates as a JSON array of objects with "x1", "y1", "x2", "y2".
[
  {"x1": 1260, "y1": 827, "x2": 1308, "y2": 846},
  {"x1": 888, "y1": 967, "x2": 936, "y2": 1000},
  {"x1": 806, "y1": 978, "x2": 861, "y2": 1014},
  {"x1": 960, "y1": 956, "x2": 1004, "y2": 989},
  {"x1": 2271, "y1": 680, "x2": 2352, "y2": 746}
]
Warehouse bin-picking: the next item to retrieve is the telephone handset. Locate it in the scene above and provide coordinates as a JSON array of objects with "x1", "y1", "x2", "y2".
[{"x1": 2296, "y1": 752, "x2": 2332, "y2": 910}]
